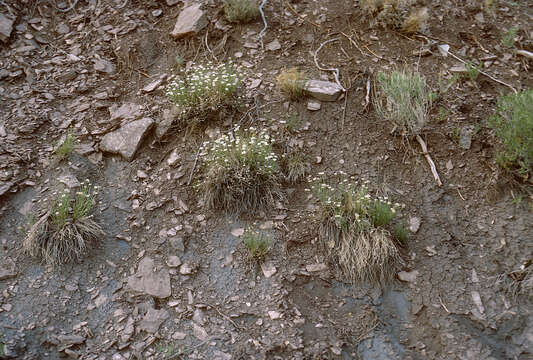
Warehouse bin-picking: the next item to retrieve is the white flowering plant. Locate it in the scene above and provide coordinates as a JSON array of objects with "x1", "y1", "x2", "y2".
[
  {"x1": 166, "y1": 61, "x2": 242, "y2": 125},
  {"x1": 198, "y1": 127, "x2": 283, "y2": 213},
  {"x1": 309, "y1": 172, "x2": 406, "y2": 284},
  {"x1": 23, "y1": 179, "x2": 105, "y2": 265}
]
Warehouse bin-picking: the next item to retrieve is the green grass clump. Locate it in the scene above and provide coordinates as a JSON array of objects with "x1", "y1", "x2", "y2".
[
  {"x1": 374, "y1": 70, "x2": 433, "y2": 135},
  {"x1": 224, "y1": 0, "x2": 260, "y2": 23},
  {"x1": 199, "y1": 127, "x2": 283, "y2": 213},
  {"x1": 501, "y1": 26, "x2": 518, "y2": 48},
  {"x1": 282, "y1": 150, "x2": 308, "y2": 183},
  {"x1": 55, "y1": 131, "x2": 77, "y2": 161},
  {"x1": 166, "y1": 61, "x2": 242, "y2": 126},
  {"x1": 310, "y1": 172, "x2": 406, "y2": 285},
  {"x1": 465, "y1": 61, "x2": 481, "y2": 82},
  {"x1": 488, "y1": 89, "x2": 533, "y2": 180},
  {"x1": 243, "y1": 228, "x2": 270, "y2": 261},
  {"x1": 23, "y1": 179, "x2": 104, "y2": 265}
]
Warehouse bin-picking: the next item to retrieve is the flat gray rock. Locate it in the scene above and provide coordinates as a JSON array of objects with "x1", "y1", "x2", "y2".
[
  {"x1": 0, "y1": 13, "x2": 14, "y2": 42},
  {"x1": 307, "y1": 100, "x2": 321, "y2": 111},
  {"x1": 139, "y1": 307, "x2": 169, "y2": 333},
  {"x1": 127, "y1": 257, "x2": 171, "y2": 298},
  {"x1": 100, "y1": 118, "x2": 154, "y2": 161},
  {"x1": 170, "y1": 3, "x2": 207, "y2": 39},
  {"x1": 109, "y1": 103, "x2": 142, "y2": 122},
  {"x1": 0, "y1": 258, "x2": 16, "y2": 280},
  {"x1": 304, "y1": 80, "x2": 343, "y2": 102}
]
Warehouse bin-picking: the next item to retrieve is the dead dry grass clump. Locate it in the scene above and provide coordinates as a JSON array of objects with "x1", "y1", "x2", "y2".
[
  {"x1": 282, "y1": 150, "x2": 309, "y2": 183},
  {"x1": 23, "y1": 181, "x2": 104, "y2": 265},
  {"x1": 311, "y1": 173, "x2": 406, "y2": 285},
  {"x1": 361, "y1": 0, "x2": 428, "y2": 34},
  {"x1": 199, "y1": 127, "x2": 284, "y2": 214},
  {"x1": 276, "y1": 68, "x2": 307, "y2": 100}
]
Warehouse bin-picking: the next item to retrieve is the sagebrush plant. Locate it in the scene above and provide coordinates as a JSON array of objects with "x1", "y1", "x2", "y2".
[
  {"x1": 198, "y1": 127, "x2": 283, "y2": 213},
  {"x1": 277, "y1": 68, "x2": 307, "y2": 100},
  {"x1": 374, "y1": 70, "x2": 433, "y2": 135},
  {"x1": 224, "y1": 0, "x2": 259, "y2": 23},
  {"x1": 487, "y1": 89, "x2": 533, "y2": 179},
  {"x1": 361, "y1": 0, "x2": 428, "y2": 34},
  {"x1": 242, "y1": 227, "x2": 270, "y2": 261},
  {"x1": 23, "y1": 179, "x2": 104, "y2": 265},
  {"x1": 166, "y1": 61, "x2": 242, "y2": 126},
  {"x1": 502, "y1": 26, "x2": 518, "y2": 48},
  {"x1": 55, "y1": 131, "x2": 77, "y2": 161},
  {"x1": 309, "y1": 172, "x2": 405, "y2": 284}
]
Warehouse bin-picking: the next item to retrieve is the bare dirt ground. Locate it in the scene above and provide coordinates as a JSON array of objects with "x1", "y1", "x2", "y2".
[{"x1": 1, "y1": 0, "x2": 532, "y2": 359}]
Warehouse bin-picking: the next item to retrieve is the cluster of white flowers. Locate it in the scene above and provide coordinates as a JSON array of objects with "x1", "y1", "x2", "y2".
[
  {"x1": 309, "y1": 172, "x2": 403, "y2": 230},
  {"x1": 200, "y1": 126, "x2": 279, "y2": 176},
  {"x1": 166, "y1": 61, "x2": 241, "y2": 115},
  {"x1": 49, "y1": 179, "x2": 99, "y2": 227}
]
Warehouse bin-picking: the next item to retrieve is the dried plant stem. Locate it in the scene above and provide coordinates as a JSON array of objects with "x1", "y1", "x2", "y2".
[
  {"x1": 313, "y1": 39, "x2": 346, "y2": 91},
  {"x1": 258, "y1": 0, "x2": 268, "y2": 47},
  {"x1": 416, "y1": 134, "x2": 442, "y2": 186},
  {"x1": 445, "y1": 48, "x2": 517, "y2": 94}
]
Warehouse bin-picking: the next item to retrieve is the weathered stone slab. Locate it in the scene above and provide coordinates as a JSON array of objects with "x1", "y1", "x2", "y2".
[
  {"x1": 304, "y1": 80, "x2": 343, "y2": 101},
  {"x1": 100, "y1": 118, "x2": 154, "y2": 161},
  {"x1": 170, "y1": 3, "x2": 208, "y2": 39}
]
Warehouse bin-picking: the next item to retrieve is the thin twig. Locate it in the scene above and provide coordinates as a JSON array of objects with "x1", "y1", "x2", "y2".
[
  {"x1": 258, "y1": 0, "x2": 268, "y2": 48},
  {"x1": 206, "y1": 303, "x2": 244, "y2": 330},
  {"x1": 187, "y1": 144, "x2": 202, "y2": 186},
  {"x1": 444, "y1": 47, "x2": 517, "y2": 93},
  {"x1": 283, "y1": 0, "x2": 319, "y2": 28},
  {"x1": 341, "y1": 91, "x2": 348, "y2": 129},
  {"x1": 313, "y1": 39, "x2": 346, "y2": 91},
  {"x1": 364, "y1": 77, "x2": 371, "y2": 109},
  {"x1": 363, "y1": 44, "x2": 384, "y2": 60},
  {"x1": 416, "y1": 134, "x2": 442, "y2": 186},
  {"x1": 341, "y1": 32, "x2": 368, "y2": 57}
]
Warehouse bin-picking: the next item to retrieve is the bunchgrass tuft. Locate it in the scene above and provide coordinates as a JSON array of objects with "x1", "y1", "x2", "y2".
[
  {"x1": 224, "y1": 0, "x2": 260, "y2": 23},
  {"x1": 277, "y1": 68, "x2": 307, "y2": 100},
  {"x1": 487, "y1": 89, "x2": 533, "y2": 180},
  {"x1": 282, "y1": 150, "x2": 308, "y2": 183},
  {"x1": 374, "y1": 70, "x2": 433, "y2": 135},
  {"x1": 166, "y1": 61, "x2": 242, "y2": 127},
  {"x1": 465, "y1": 61, "x2": 480, "y2": 82},
  {"x1": 198, "y1": 127, "x2": 283, "y2": 214},
  {"x1": 23, "y1": 179, "x2": 104, "y2": 266},
  {"x1": 242, "y1": 227, "x2": 270, "y2": 261},
  {"x1": 55, "y1": 131, "x2": 77, "y2": 161},
  {"x1": 502, "y1": 26, "x2": 518, "y2": 48},
  {"x1": 310, "y1": 172, "x2": 405, "y2": 285}
]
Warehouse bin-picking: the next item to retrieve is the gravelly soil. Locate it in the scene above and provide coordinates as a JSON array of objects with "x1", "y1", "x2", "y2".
[{"x1": 0, "y1": 0, "x2": 532, "y2": 359}]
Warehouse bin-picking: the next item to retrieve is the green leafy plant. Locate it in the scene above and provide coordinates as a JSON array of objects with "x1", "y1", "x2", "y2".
[
  {"x1": 502, "y1": 26, "x2": 518, "y2": 48},
  {"x1": 198, "y1": 127, "x2": 283, "y2": 213},
  {"x1": 242, "y1": 228, "x2": 270, "y2": 261},
  {"x1": 465, "y1": 61, "x2": 480, "y2": 82},
  {"x1": 310, "y1": 172, "x2": 405, "y2": 284},
  {"x1": 23, "y1": 179, "x2": 104, "y2": 265},
  {"x1": 277, "y1": 68, "x2": 307, "y2": 100},
  {"x1": 166, "y1": 61, "x2": 242, "y2": 126},
  {"x1": 487, "y1": 89, "x2": 533, "y2": 179},
  {"x1": 224, "y1": 0, "x2": 260, "y2": 23},
  {"x1": 55, "y1": 131, "x2": 77, "y2": 161},
  {"x1": 285, "y1": 113, "x2": 301, "y2": 133},
  {"x1": 374, "y1": 70, "x2": 433, "y2": 135},
  {"x1": 394, "y1": 222, "x2": 409, "y2": 246}
]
